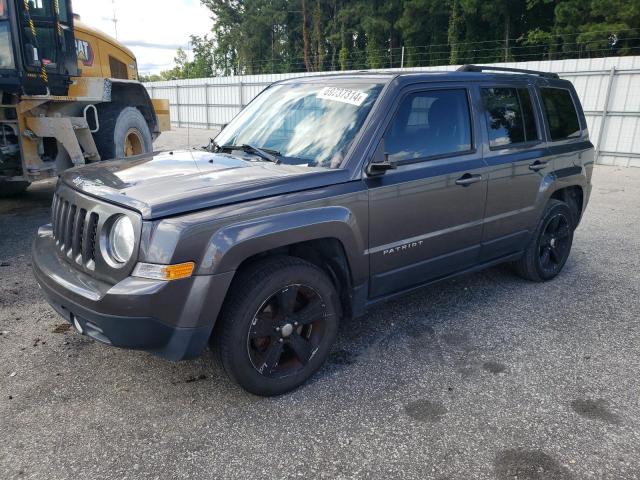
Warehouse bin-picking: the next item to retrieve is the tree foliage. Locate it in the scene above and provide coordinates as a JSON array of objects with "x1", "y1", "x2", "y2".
[{"x1": 146, "y1": 0, "x2": 640, "y2": 80}]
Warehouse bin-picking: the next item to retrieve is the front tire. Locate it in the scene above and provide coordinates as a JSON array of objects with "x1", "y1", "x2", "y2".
[
  {"x1": 513, "y1": 199, "x2": 574, "y2": 282},
  {"x1": 214, "y1": 256, "x2": 340, "y2": 396},
  {"x1": 93, "y1": 105, "x2": 153, "y2": 160}
]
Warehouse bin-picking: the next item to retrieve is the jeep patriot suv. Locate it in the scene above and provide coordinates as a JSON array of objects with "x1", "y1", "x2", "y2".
[{"x1": 33, "y1": 66, "x2": 593, "y2": 395}]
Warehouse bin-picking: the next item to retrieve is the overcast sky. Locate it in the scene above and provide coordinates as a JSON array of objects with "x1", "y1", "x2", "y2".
[{"x1": 72, "y1": 0, "x2": 213, "y2": 74}]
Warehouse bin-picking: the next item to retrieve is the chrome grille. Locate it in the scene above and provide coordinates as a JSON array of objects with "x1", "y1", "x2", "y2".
[{"x1": 51, "y1": 193, "x2": 99, "y2": 265}]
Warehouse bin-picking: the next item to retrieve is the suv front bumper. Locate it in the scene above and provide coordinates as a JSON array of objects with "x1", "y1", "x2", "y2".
[{"x1": 32, "y1": 225, "x2": 234, "y2": 361}]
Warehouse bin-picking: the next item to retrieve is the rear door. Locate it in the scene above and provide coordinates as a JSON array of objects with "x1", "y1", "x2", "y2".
[
  {"x1": 366, "y1": 84, "x2": 488, "y2": 298},
  {"x1": 479, "y1": 83, "x2": 549, "y2": 261}
]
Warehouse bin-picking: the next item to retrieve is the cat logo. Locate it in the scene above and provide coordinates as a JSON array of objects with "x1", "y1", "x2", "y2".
[{"x1": 75, "y1": 39, "x2": 94, "y2": 67}]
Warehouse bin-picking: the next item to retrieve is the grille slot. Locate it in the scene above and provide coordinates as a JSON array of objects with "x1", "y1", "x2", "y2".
[
  {"x1": 71, "y1": 208, "x2": 87, "y2": 259},
  {"x1": 65, "y1": 204, "x2": 77, "y2": 251},
  {"x1": 51, "y1": 194, "x2": 99, "y2": 266},
  {"x1": 51, "y1": 195, "x2": 59, "y2": 235},
  {"x1": 86, "y1": 213, "x2": 99, "y2": 262}
]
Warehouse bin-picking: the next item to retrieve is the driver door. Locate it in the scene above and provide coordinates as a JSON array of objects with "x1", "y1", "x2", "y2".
[{"x1": 366, "y1": 86, "x2": 488, "y2": 298}]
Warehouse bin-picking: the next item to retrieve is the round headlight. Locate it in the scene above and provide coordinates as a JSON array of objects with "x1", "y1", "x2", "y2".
[{"x1": 108, "y1": 216, "x2": 135, "y2": 263}]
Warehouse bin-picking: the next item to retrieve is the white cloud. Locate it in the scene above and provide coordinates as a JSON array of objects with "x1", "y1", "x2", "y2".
[{"x1": 72, "y1": 0, "x2": 213, "y2": 74}]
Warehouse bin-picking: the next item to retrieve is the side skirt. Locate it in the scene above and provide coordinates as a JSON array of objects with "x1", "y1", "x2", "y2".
[{"x1": 350, "y1": 251, "x2": 523, "y2": 317}]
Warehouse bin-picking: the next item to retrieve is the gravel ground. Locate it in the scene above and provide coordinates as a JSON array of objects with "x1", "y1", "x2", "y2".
[
  {"x1": 153, "y1": 126, "x2": 220, "y2": 151},
  {"x1": 1, "y1": 145, "x2": 639, "y2": 479}
]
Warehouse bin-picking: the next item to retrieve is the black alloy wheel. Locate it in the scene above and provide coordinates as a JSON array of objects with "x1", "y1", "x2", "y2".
[
  {"x1": 247, "y1": 284, "x2": 327, "y2": 378},
  {"x1": 215, "y1": 256, "x2": 340, "y2": 396},
  {"x1": 513, "y1": 199, "x2": 575, "y2": 282},
  {"x1": 538, "y1": 213, "x2": 571, "y2": 277}
]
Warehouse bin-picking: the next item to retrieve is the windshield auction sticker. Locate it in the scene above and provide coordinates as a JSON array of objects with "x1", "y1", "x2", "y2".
[{"x1": 317, "y1": 87, "x2": 368, "y2": 106}]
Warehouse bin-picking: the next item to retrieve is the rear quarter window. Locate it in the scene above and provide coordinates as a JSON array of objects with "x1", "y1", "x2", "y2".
[
  {"x1": 539, "y1": 87, "x2": 581, "y2": 141},
  {"x1": 481, "y1": 87, "x2": 539, "y2": 148}
]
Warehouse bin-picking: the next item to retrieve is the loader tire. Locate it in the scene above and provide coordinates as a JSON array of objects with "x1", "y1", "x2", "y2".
[
  {"x1": 92, "y1": 104, "x2": 153, "y2": 161},
  {"x1": 0, "y1": 181, "x2": 30, "y2": 198}
]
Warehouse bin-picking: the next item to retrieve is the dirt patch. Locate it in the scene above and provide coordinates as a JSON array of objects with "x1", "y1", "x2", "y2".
[
  {"x1": 52, "y1": 323, "x2": 72, "y2": 334},
  {"x1": 570, "y1": 399, "x2": 621, "y2": 425},
  {"x1": 328, "y1": 348, "x2": 357, "y2": 366},
  {"x1": 482, "y1": 361, "x2": 507, "y2": 374},
  {"x1": 495, "y1": 449, "x2": 575, "y2": 480},
  {"x1": 404, "y1": 399, "x2": 447, "y2": 422}
]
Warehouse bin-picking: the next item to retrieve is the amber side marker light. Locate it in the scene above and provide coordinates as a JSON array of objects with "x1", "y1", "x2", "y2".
[{"x1": 132, "y1": 262, "x2": 195, "y2": 281}]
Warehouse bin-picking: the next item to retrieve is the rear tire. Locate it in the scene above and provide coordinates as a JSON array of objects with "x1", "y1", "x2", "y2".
[
  {"x1": 214, "y1": 256, "x2": 341, "y2": 396},
  {"x1": 513, "y1": 199, "x2": 574, "y2": 282},
  {"x1": 92, "y1": 105, "x2": 153, "y2": 160},
  {"x1": 0, "y1": 181, "x2": 30, "y2": 198}
]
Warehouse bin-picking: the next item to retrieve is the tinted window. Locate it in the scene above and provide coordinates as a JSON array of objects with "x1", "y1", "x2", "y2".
[
  {"x1": 519, "y1": 88, "x2": 539, "y2": 142},
  {"x1": 385, "y1": 89, "x2": 472, "y2": 161},
  {"x1": 23, "y1": 0, "x2": 53, "y2": 18},
  {"x1": 0, "y1": 23, "x2": 13, "y2": 69},
  {"x1": 22, "y1": 26, "x2": 58, "y2": 67},
  {"x1": 540, "y1": 88, "x2": 581, "y2": 141},
  {"x1": 482, "y1": 87, "x2": 538, "y2": 147},
  {"x1": 109, "y1": 56, "x2": 128, "y2": 79}
]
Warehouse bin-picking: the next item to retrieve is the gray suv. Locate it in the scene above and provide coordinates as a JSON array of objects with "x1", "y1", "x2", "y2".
[{"x1": 32, "y1": 66, "x2": 593, "y2": 395}]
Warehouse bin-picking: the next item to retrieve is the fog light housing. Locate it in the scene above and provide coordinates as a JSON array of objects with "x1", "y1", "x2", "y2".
[
  {"x1": 72, "y1": 316, "x2": 83, "y2": 334},
  {"x1": 132, "y1": 262, "x2": 195, "y2": 281}
]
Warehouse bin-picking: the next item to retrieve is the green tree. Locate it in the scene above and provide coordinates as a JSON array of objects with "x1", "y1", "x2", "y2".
[{"x1": 157, "y1": 0, "x2": 640, "y2": 77}]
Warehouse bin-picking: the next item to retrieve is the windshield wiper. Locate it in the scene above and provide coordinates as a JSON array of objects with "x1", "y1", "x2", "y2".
[
  {"x1": 218, "y1": 144, "x2": 281, "y2": 164},
  {"x1": 204, "y1": 138, "x2": 220, "y2": 152}
]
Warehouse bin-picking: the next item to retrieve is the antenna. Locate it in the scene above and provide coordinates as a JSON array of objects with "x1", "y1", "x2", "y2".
[
  {"x1": 111, "y1": 0, "x2": 118, "y2": 39},
  {"x1": 186, "y1": 39, "x2": 191, "y2": 148}
]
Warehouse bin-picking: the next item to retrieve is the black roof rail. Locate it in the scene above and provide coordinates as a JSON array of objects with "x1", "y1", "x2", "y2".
[{"x1": 457, "y1": 64, "x2": 560, "y2": 79}]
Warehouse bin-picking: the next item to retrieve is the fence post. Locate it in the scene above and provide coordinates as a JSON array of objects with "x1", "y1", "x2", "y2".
[
  {"x1": 401, "y1": 46, "x2": 405, "y2": 69},
  {"x1": 175, "y1": 84, "x2": 181, "y2": 128},
  {"x1": 595, "y1": 66, "x2": 615, "y2": 164},
  {"x1": 204, "y1": 84, "x2": 210, "y2": 129},
  {"x1": 239, "y1": 81, "x2": 244, "y2": 108}
]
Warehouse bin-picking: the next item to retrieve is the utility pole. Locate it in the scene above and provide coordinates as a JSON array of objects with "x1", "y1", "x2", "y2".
[{"x1": 111, "y1": 0, "x2": 118, "y2": 40}]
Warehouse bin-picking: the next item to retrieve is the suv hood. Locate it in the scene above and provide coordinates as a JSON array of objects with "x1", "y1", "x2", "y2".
[{"x1": 61, "y1": 150, "x2": 351, "y2": 219}]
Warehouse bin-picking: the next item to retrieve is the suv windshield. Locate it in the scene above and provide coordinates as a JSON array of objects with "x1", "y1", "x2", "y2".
[{"x1": 215, "y1": 82, "x2": 383, "y2": 169}]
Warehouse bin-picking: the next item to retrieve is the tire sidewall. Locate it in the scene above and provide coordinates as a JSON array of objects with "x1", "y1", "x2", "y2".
[
  {"x1": 112, "y1": 107, "x2": 153, "y2": 159},
  {"x1": 533, "y1": 202, "x2": 574, "y2": 280},
  {"x1": 223, "y1": 264, "x2": 340, "y2": 396}
]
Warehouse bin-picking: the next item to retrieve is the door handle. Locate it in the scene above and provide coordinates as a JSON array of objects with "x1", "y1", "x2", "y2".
[
  {"x1": 529, "y1": 160, "x2": 548, "y2": 171},
  {"x1": 455, "y1": 173, "x2": 482, "y2": 186}
]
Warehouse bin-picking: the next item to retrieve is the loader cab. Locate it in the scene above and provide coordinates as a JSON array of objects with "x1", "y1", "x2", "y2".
[
  {"x1": 0, "y1": 0, "x2": 20, "y2": 91},
  {"x1": 0, "y1": 0, "x2": 77, "y2": 96}
]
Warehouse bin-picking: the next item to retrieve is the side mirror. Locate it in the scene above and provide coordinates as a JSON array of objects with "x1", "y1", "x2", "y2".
[{"x1": 366, "y1": 153, "x2": 397, "y2": 176}]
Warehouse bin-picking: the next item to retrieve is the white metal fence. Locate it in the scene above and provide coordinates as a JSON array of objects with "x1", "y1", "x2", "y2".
[{"x1": 145, "y1": 56, "x2": 640, "y2": 167}]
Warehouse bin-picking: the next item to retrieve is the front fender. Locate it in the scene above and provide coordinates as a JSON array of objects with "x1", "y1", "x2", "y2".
[
  {"x1": 109, "y1": 79, "x2": 159, "y2": 134},
  {"x1": 199, "y1": 206, "x2": 367, "y2": 281}
]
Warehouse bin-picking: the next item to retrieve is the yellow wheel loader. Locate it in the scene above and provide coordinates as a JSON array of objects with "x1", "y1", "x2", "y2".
[{"x1": 0, "y1": 0, "x2": 170, "y2": 196}]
